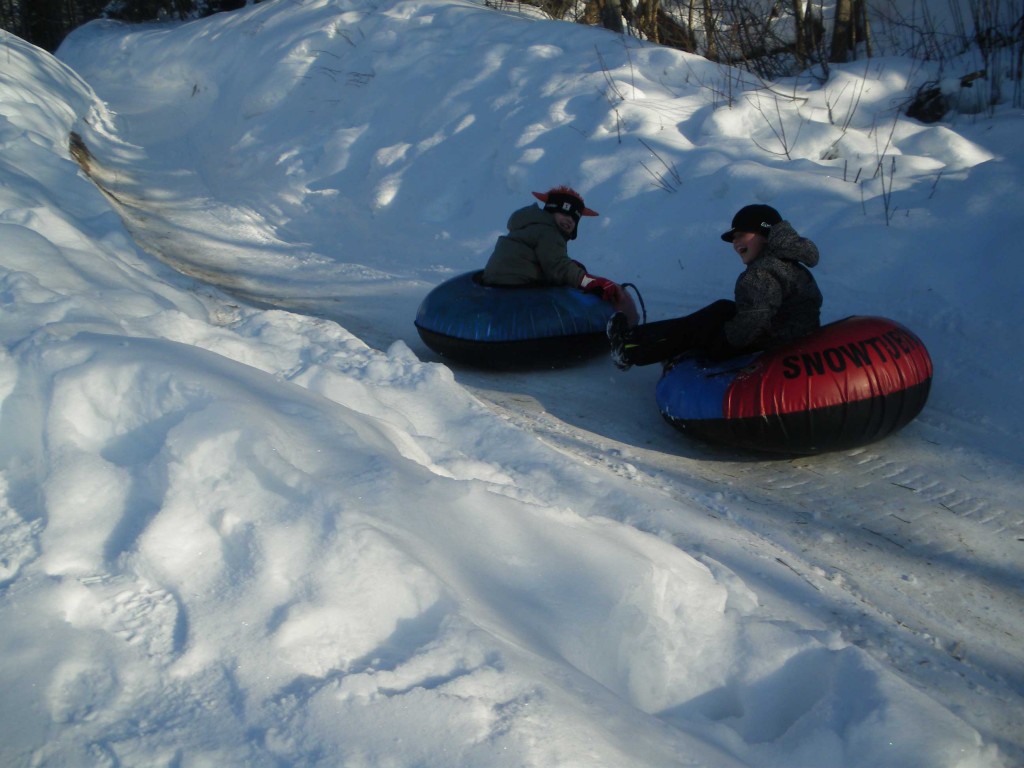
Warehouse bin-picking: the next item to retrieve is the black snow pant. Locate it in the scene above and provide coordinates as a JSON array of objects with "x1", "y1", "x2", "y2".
[{"x1": 621, "y1": 299, "x2": 740, "y2": 367}]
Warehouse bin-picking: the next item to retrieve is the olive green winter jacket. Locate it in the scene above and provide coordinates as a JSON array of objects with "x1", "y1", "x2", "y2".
[{"x1": 482, "y1": 204, "x2": 586, "y2": 287}]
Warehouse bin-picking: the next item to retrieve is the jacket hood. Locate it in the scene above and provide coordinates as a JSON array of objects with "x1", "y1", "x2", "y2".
[{"x1": 765, "y1": 221, "x2": 818, "y2": 268}]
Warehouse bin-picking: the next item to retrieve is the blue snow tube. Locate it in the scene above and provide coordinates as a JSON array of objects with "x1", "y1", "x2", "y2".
[{"x1": 414, "y1": 271, "x2": 616, "y2": 368}]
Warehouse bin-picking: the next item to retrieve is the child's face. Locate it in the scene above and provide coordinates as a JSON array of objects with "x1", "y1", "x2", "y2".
[
  {"x1": 552, "y1": 211, "x2": 577, "y2": 235},
  {"x1": 731, "y1": 231, "x2": 766, "y2": 264}
]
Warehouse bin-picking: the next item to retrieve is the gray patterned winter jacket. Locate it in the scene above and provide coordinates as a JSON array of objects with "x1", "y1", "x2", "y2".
[{"x1": 724, "y1": 221, "x2": 822, "y2": 349}]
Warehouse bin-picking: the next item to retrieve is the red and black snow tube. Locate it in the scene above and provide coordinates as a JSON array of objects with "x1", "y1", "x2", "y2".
[{"x1": 655, "y1": 316, "x2": 933, "y2": 454}]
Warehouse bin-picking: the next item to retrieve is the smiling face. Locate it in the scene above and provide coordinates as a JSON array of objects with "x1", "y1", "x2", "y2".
[
  {"x1": 731, "y1": 230, "x2": 766, "y2": 264},
  {"x1": 552, "y1": 211, "x2": 578, "y2": 235}
]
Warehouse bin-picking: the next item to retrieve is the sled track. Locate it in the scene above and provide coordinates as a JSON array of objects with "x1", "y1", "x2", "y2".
[
  {"x1": 472, "y1": 384, "x2": 1024, "y2": 553},
  {"x1": 470, "y1": 382, "x2": 1024, "y2": 762},
  {"x1": 475, "y1": 382, "x2": 1024, "y2": 607}
]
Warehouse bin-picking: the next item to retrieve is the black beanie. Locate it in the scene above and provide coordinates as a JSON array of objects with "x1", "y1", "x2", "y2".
[
  {"x1": 543, "y1": 191, "x2": 585, "y2": 221},
  {"x1": 721, "y1": 204, "x2": 782, "y2": 242},
  {"x1": 532, "y1": 187, "x2": 599, "y2": 222}
]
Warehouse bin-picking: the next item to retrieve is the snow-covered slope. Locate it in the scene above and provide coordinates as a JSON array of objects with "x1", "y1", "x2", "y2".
[{"x1": 0, "y1": 1, "x2": 1020, "y2": 765}]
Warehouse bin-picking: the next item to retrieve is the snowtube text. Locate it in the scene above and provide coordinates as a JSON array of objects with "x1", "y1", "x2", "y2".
[{"x1": 781, "y1": 325, "x2": 922, "y2": 379}]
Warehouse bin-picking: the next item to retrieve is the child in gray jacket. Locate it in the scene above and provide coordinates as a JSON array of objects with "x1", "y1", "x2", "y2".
[{"x1": 608, "y1": 204, "x2": 822, "y2": 369}]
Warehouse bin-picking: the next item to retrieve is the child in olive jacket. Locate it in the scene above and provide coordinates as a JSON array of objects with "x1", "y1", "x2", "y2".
[
  {"x1": 608, "y1": 204, "x2": 822, "y2": 369},
  {"x1": 483, "y1": 186, "x2": 623, "y2": 303}
]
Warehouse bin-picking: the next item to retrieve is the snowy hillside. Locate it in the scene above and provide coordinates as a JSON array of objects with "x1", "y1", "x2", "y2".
[{"x1": 1, "y1": 1, "x2": 1021, "y2": 765}]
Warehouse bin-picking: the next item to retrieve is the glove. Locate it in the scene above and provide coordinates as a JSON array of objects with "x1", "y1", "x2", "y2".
[{"x1": 579, "y1": 274, "x2": 623, "y2": 303}]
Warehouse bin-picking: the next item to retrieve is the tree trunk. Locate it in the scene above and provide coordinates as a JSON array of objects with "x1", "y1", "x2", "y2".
[
  {"x1": 855, "y1": 0, "x2": 873, "y2": 57},
  {"x1": 830, "y1": 0, "x2": 853, "y2": 63},
  {"x1": 702, "y1": 0, "x2": 718, "y2": 61},
  {"x1": 636, "y1": 0, "x2": 661, "y2": 43},
  {"x1": 792, "y1": 0, "x2": 806, "y2": 68},
  {"x1": 594, "y1": 0, "x2": 623, "y2": 33}
]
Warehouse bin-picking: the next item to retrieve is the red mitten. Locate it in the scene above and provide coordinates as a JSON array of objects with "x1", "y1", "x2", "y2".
[{"x1": 579, "y1": 274, "x2": 623, "y2": 303}]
